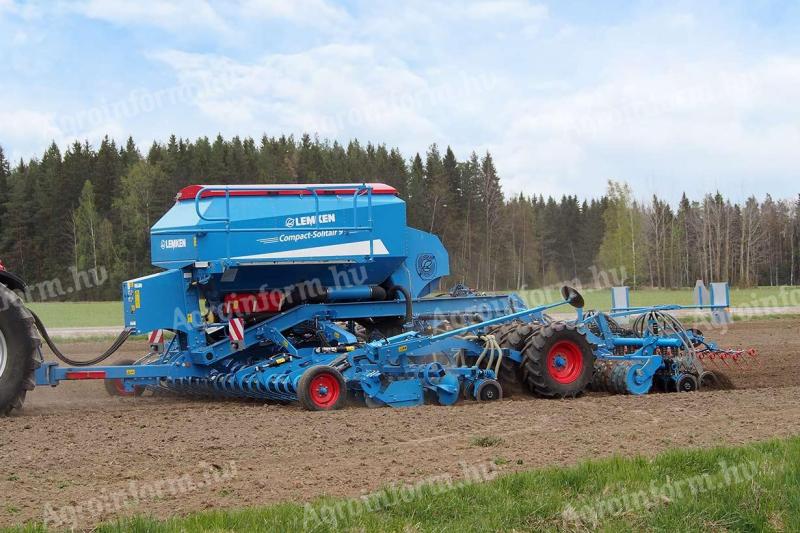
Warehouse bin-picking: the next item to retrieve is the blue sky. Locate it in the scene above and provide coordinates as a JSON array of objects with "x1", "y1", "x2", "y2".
[{"x1": 1, "y1": 0, "x2": 798, "y2": 202}]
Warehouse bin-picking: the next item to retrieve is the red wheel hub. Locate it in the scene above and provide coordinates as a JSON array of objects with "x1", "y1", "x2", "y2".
[
  {"x1": 112, "y1": 379, "x2": 132, "y2": 397},
  {"x1": 547, "y1": 340, "x2": 584, "y2": 384},
  {"x1": 309, "y1": 373, "x2": 341, "y2": 409}
]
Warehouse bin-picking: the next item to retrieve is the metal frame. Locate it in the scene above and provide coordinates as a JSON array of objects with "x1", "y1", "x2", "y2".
[{"x1": 35, "y1": 294, "x2": 570, "y2": 407}]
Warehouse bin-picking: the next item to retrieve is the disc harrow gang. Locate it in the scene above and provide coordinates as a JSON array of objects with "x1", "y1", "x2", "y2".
[{"x1": 583, "y1": 309, "x2": 754, "y2": 395}]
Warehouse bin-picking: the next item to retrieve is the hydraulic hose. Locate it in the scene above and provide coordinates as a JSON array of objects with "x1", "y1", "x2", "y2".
[
  {"x1": 387, "y1": 285, "x2": 413, "y2": 324},
  {"x1": 31, "y1": 311, "x2": 134, "y2": 367},
  {"x1": 631, "y1": 310, "x2": 699, "y2": 370}
]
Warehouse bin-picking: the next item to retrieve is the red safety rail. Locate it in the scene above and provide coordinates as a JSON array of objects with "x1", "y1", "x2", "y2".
[{"x1": 178, "y1": 183, "x2": 398, "y2": 201}]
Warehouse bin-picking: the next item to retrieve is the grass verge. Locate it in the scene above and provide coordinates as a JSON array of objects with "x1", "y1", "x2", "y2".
[
  {"x1": 26, "y1": 301, "x2": 122, "y2": 329},
  {"x1": 8, "y1": 436, "x2": 799, "y2": 532}
]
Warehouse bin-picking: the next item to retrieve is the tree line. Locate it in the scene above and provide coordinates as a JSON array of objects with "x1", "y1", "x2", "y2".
[{"x1": 0, "y1": 135, "x2": 797, "y2": 301}]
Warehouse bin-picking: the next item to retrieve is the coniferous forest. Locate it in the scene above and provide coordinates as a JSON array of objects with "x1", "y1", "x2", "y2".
[{"x1": 0, "y1": 134, "x2": 797, "y2": 300}]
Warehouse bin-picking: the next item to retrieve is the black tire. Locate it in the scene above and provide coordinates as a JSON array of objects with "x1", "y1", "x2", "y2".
[
  {"x1": 475, "y1": 379, "x2": 503, "y2": 402},
  {"x1": 520, "y1": 321, "x2": 594, "y2": 398},
  {"x1": 484, "y1": 321, "x2": 541, "y2": 396},
  {"x1": 297, "y1": 365, "x2": 347, "y2": 411},
  {"x1": 0, "y1": 284, "x2": 41, "y2": 416},
  {"x1": 675, "y1": 374, "x2": 699, "y2": 393},
  {"x1": 104, "y1": 358, "x2": 145, "y2": 397}
]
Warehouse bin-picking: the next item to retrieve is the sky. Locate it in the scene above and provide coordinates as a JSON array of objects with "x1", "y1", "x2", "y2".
[{"x1": 1, "y1": 0, "x2": 799, "y2": 202}]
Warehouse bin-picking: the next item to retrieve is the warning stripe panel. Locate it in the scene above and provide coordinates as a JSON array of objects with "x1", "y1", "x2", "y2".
[
  {"x1": 229, "y1": 318, "x2": 245, "y2": 342},
  {"x1": 149, "y1": 329, "x2": 164, "y2": 345}
]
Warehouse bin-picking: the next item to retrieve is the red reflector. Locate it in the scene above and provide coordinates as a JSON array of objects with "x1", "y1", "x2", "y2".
[{"x1": 65, "y1": 371, "x2": 107, "y2": 380}]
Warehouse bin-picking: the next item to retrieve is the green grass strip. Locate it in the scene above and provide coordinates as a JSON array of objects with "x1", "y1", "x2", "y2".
[{"x1": 8, "y1": 436, "x2": 799, "y2": 532}]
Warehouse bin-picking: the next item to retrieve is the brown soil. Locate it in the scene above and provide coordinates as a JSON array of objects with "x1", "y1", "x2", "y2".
[{"x1": 1, "y1": 318, "x2": 798, "y2": 529}]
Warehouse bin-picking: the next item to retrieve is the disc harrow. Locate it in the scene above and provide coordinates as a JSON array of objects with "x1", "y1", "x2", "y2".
[{"x1": 582, "y1": 308, "x2": 753, "y2": 395}]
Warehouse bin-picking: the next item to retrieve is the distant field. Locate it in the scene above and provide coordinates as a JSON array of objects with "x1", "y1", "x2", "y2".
[
  {"x1": 23, "y1": 286, "x2": 800, "y2": 329},
  {"x1": 26, "y1": 301, "x2": 122, "y2": 329}
]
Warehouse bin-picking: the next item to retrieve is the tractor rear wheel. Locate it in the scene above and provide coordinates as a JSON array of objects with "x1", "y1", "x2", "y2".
[
  {"x1": 520, "y1": 321, "x2": 593, "y2": 398},
  {"x1": 0, "y1": 284, "x2": 41, "y2": 416},
  {"x1": 484, "y1": 321, "x2": 541, "y2": 396}
]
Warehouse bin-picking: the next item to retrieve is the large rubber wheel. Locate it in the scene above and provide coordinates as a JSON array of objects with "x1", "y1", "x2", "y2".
[
  {"x1": 297, "y1": 366, "x2": 347, "y2": 411},
  {"x1": 0, "y1": 284, "x2": 41, "y2": 416},
  {"x1": 484, "y1": 321, "x2": 541, "y2": 396},
  {"x1": 520, "y1": 321, "x2": 593, "y2": 398},
  {"x1": 104, "y1": 358, "x2": 145, "y2": 397}
]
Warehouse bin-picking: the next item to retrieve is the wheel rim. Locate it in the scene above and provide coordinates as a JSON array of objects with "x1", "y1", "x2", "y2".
[
  {"x1": 547, "y1": 340, "x2": 584, "y2": 384},
  {"x1": 677, "y1": 375, "x2": 697, "y2": 392},
  {"x1": 479, "y1": 383, "x2": 500, "y2": 401},
  {"x1": 0, "y1": 328, "x2": 7, "y2": 378},
  {"x1": 309, "y1": 373, "x2": 340, "y2": 408},
  {"x1": 112, "y1": 379, "x2": 135, "y2": 397}
]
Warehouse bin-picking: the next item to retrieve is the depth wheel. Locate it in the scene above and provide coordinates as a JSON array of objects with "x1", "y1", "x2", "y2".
[
  {"x1": 0, "y1": 284, "x2": 41, "y2": 416},
  {"x1": 104, "y1": 358, "x2": 145, "y2": 397},
  {"x1": 675, "y1": 374, "x2": 699, "y2": 393},
  {"x1": 475, "y1": 379, "x2": 503, "y2": 402},
  {"x1": 520, "y1": 321, "x2": 594, "y2": 398},
  {"x1": 298, "y1": 366, "x2": 347, "y2": 411}
]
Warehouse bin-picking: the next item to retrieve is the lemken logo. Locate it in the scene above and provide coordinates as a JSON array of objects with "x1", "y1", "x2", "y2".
[
  {"x1": 285, "y1": 212, "x2": 336, "y2": 228},
  {"x1": 160, "y1": 238, "x2": 188, "y2": 250}
]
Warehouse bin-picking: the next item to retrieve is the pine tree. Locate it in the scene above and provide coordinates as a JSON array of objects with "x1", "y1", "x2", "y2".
[
  {"x1": 479, "y1": 152, "x2": 503, "y2": 290},
  {"x1": 1, "y1": 133, "x2": 794, "y2": 297},
  {"x1": 407, "y1": 154, "x2": 426, "y2": 230},
  {"x1": 0, "y1": 146, "x2": 9, "y2": 223}
]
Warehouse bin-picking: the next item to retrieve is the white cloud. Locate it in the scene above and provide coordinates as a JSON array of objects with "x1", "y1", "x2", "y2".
[
  {"x1": 0, "y1": 106, "x2": 129, "y2": 163},
  {"x1": 70, "y1": 0, "x2": 351, "y2": 38},
  {"x1": 1, "y1": 109, "x2": 60, "y2": 142},
  {"x1": 492, "y1": 56, "x2": 800, "y2": 199},
  {"x1": 464, "y1": 0, "x2": 547, "y2": 35},
  {"x1": 0, "y1": 109, "x2": 62, "y2": 161},
  {"x1": 2, "y1": 1, "x2": 799, "y2": 202},
  {"x1": 73, "y1": 0, "x2": 231, "y2": 35},
  {"x1": 239, "y1": 0, "x2": 351, "y2": 29},
  {"x1": 152, "y1": 44, "x2": 445, "y2": 144},
  {"x1": 0, "y1": 0, "x2": 44, "y2": 19}
]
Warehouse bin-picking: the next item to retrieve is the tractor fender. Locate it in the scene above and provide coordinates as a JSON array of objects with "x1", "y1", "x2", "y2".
[{"x1": 0, "y1": 269, "x2": 27, "y2": 293}]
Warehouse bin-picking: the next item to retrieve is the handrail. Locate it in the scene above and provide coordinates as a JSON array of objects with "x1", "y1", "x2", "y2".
[
  {"x1": 191, "y1": 184, "x2": 374, "y2": 231},
  {"x1": 153, "y1": 183, "x2": 377, "y2": 262}
]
